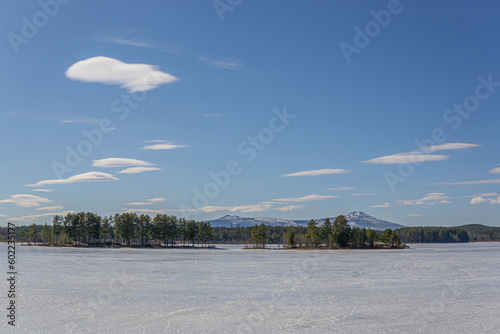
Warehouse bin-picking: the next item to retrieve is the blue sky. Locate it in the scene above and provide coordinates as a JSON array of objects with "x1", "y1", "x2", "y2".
[{"x1": 1, "y1": 0, "x2": 500, "y2": 227}]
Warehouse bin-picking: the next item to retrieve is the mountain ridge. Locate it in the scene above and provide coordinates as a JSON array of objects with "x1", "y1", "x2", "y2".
[{"x1": 208, "y1": 211, "x2": 406, "y2": 231}]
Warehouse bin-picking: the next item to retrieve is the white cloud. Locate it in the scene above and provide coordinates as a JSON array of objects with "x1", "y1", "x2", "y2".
[
  {"x1": 363, "y1": 153, "x2": 449, "y2": 165},
  {"x1": 282, "y1": 169, "x2": 349, "y2": 177},
  {"x1": 273, "y1": 194, "x2": 338, "y2": 203},
  {"x1": 397, "y1": 193, "x2": 451, "y2": 206},
  {"x1": 406, "y1": 214, "x2": 422, "y2": 217},
  {"x1": 436, "y1": 179, "x2": 500, "y2": 186},
  {"x1": 33, "y1": 189, "x2": 55, "y2": 193},
  {"x1": 0, "y1": 194, "x2": 52, "y2": 207},
  {"x1": 0, "y1": 214, "x2": 7, "y2": 217},
  {"x1": 146, "y1": 197, "x2": 166, "y2": 203},
  {"x1": 199, "y1": 203, "x2": 273, "y2": 213},
  {"x1": 363, "y1": 142, "x2": 480, "y2": 165},
  {"x1": 36, "y1": 206, "x2": 63, "y2": 211},
  {"x1": 489, "y1": 167, "x2": 500, "y2": 174},
  {"x1": 92, "y1": 158, "x2": 153, "y2": 168},
  {"x1": 203, "y1": 114, "x2": 222, "y2": 117},
  {"x1": 371, "y1": 202, "x2": 391, "y2": 208},
  {"x1": 126, "y1": 202, "x2": 154, "y2": 206},
  {"x1": 118, "y1": 167, "x2": 162, "y2": 174},
  {"x1": 141, "y1": 140, "x2": 188, "y2": 150},
  {"x1": 28, "y1": 171, "x2": 118, "y2": 187},
  {"x1": 198, "y1": 57, "x2": 242, "y2": 70},
  {"x1": 349, "y1": 193, "x2": 381, "y2": 196},
  {"x1": 65, "y1": 56, "x2": 178, "y2": 92},
  {"x1": 328, "y1": 187, "x2": 355, "y2": 191},
  {"x1": 8, "y1": 211, "x2": 75, "y2": 223},
  {"x1": 421, "y1": 143, "x2": 480, "y2": 152},
  {"x1": 275, "y1": 205, "x2": 305, "y2": 212},
  {"x1": 469, "y1": 193, "x2": 500, "y2": 205}
]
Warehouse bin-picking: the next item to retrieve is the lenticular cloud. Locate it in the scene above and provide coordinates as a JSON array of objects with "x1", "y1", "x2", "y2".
[{"x1": 65, "y1": 56, "x2": 178, "y2": 92}]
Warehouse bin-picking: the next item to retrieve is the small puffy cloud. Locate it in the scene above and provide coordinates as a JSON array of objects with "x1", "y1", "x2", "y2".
[
  {"x1": 371, "y1": 202, "x2": 391, "y2": 208},
  {"x1": 8, "y1": 210, "x2": 75, "y2": 223},
  {"x1": 198, "y1": 57, "x2": 242, "y2": 70},
  {"x1": 36, "y1": 206, "x2": 63, "y2": 211},
  {"x1": 489, "y1": 167, "x2": 500, "y2": 174},
  {"x1": 436, "y1": 179, "x2": 500, "y2": 186},
  {"x1": 92, "y1": 158, "x2": 153, "y2": 168},
  {"x1": 29, "y1": 171, "x2": 118, "y2": 187},
  {"x1": 141, "y1": 140, "x2": 188, "y2": 150},
  {"x1": 328, "y1": 187, "x2": 355, "y2": 191},
  {"x1": 470, "y1": 193, "x2": 500, "y2": 205},
  {"x1": 397, "y1": 193, "x2": 451, "y2": 206},
  {"x1": 126, "y1": 202, "x2": 154, "y2": 206},
  {"x1": 282, "y1": 169, "x2": 349, "y2": 177},
  {"x1": 146, "y1": 197, "x2": 166, "y2": 203},
  {"x1": 363, "y1": 153, "x2": 449, "y2": 165},
  {"x1": 274, "y1": 194, "x2": 338, "y2": 203},
  {"x1": 118, "y1": 167, "x2": 162, "y2": 174},
  {"x1": 65, "y1": 56, "x2": 178, "y2": 92},
  {"x1": 0, "y1": 194, "x2": 52, "y2": 207}
]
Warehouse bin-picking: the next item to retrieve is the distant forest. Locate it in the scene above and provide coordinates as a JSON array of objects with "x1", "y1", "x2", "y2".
[{"x1": 0, "y1": 212, "x2": 499, "y2": 247}]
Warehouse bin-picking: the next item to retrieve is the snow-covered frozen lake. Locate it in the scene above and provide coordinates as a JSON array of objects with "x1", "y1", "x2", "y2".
[{"x1": 1, "y1": 243, "x2": 499, "y2": 333}]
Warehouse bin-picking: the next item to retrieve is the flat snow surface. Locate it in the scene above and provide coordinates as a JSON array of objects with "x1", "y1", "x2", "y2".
[{"x1": 1, "y1": 243, "x2": 499, "y2": 333}]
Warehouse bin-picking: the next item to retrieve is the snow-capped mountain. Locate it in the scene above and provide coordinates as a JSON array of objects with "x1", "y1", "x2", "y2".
[{"x1": 207, "y1": 212, "x2": 406, "y2": 230}]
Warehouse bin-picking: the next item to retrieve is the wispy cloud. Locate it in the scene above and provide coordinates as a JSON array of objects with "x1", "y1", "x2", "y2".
[
  {"x1": 94, "y1": 34, "x2": 183, "y2": 53},
  {"x1": 371, "y1": 202, "x2": 391, "y2": 208},
  {"x1": 362, "y1": 142, "x2": 479, "y2": 165},
  {"x1": 435, "y1": 179, "x2": 500, "y2": 186},
  {"x1": 406, "y1": 214, "x2": 422, "y2": 217},
  {"x1": 92, "y1": 158, "x2": 153, "y2": 168},
  {"x1": 126, "y1": 202, "x2": 154, "y2": 206},
  {"x1": 36, "y1": 206, "x2": 63, "y2": 211},
  {"x1": 0, "y1": 194, "x2": 52, "y2": 207},
  {"x1": 198, "y1": 56, "x2": 243, "y2": 70},
  {"x1": 349, "y1": 193, "x2": 380, "y2": 196},
  {"x1": 8, "y1": 210, "x2": 75, "y2": 223},
  {"x1": 141, "y1": 140, "x2": 189, "y2": 150},
  {"x1": 118, "y1": 167, "x2": 162, "y2": 174},
  {"x1": 28, "y1": 171, "x2": 118, "y2": 187},
  {"x1": 421, "y1": 143, "x2": 480, "y2": 152},
  {"x1": 397, "y1": 193, "x2": 451, "y2": 206},
  {"x1": 198, "y1": 203, "x2": 273, "y2": 213},
  {"x1": 273, "y1": 194, "x2": 338, "y2": 202},
  {"x1": 32, "y1": 189, "x2": 55, "y2": 193},
  {"x1": 202, "y1": 114, "x2": 222, "y2": 117},
  {"x1": 328, "y1": 187, "x2": 355, "y2": 191},
  {"x1": 282, "y1": 169, "x2": 349, "y2": 177},
  {"x1": 66, "y1": 56, "x2": 178, "y2": 92},
  {"x1": 147, "y1": 197, "x2": 166, "y2": 203},
  {"x1": 489, "y1": 167, "x2": 500, "y2": 174},
  {"x1": 123, "y1": 208, "x2": 168, "y2": 215},
  {"x1": 363, "y1": 153, "x2": 449, "y2": 165},
  {"x1": 0, "y1": 214, "x2": 6, "y2": 217},
  {"x1": 275, "y1": 205, "x2": 305, "y2": 212}
]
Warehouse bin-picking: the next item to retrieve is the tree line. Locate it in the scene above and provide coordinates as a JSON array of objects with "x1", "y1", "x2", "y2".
[
  {"x1": 8, "y1": 212, "x2": 215, "y2": 247},
  {"x1": 393, "y1": 226, "x2": 470, "y2": 243}
]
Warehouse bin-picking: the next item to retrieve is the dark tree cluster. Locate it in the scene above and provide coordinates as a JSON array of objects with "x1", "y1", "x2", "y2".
[
  {"x1": 394, "y1": 226, "x2": 469, "y2": 243},
  {"x1": 5, "y1": 212, "x2": 214, "y2": 247}
]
